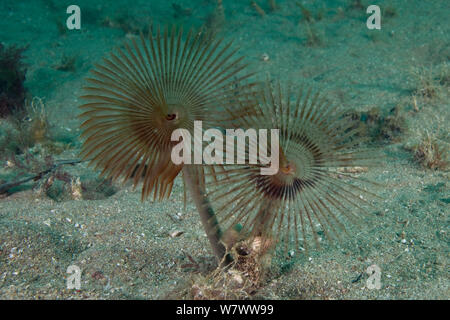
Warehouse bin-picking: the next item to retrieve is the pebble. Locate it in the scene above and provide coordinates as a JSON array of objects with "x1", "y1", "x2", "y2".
[{"x1": 169, "y1": 230, "x2": 184, "y2": 238}]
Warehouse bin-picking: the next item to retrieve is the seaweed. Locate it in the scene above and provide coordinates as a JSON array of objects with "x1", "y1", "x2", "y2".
[
  {"x1": 383, "y1": 6, "x2": 397, "y2": 19},
  {"x1": 0, "y1": 153, "x2": 82, "y2": 197},
  {"x1": 55, "y1": 18, "x2": 68, "y2": 36},
  {"x1": 349, "y1": 0, "x2": 365, "y2": 11},
  {"x1": 304, "y1": 22, "x2": 323, "y2": 47},
  {"x1": 0, "y1": 96, "x2": 77, "y2": 163},
  {"x1": 268, "y1": 0, "x2": 278, "y2": 12},
  {"x1": 438, "y1": 63, "x2": 450, "y2": 87},
  {"x1": 296, "y1": 2, "x2": 313, "y2": 23},
  {"x1": 250, "y1": 0, "x2": 279, "y2": 16},
  {"x1": 81, "y1": 177, "x2": 119, "y2": 200},
  {"x1": 250, "y1": 1, "x2": 266, "y2": 17},
  {"x1": 0, "y1": 43, "x2": 28, "y2": 118},
  {"x1": 296, "y1": 1, "x2": 325, "y2": 23},
  {"x1": 412, "y1": 68, "x2": 442, "y2": 101},
  {"x1": 101, "y1": 11, "x2": 150, "y2": 35},
  {"x1": 0, "y1": 150, "x2": 118, "y2": 200},
  {"x1": 0, "y1": 97, "x2": 50, "y2": 154},
  {"x1": 379, "y1": 106, "x2": 408, "y2": 141},
  {"x1": 295, "y1": 2, "x2": 325, "y2": 46},
  {"x1": 205, "y1": 0, "x2": 225, "y2": 34},
  {"x1": 411, "y1": 133, "x2": 448, "y2": 171},
  {"x1": 53, "y1": 54, "x2": 77, "y2": 72},
  {"x1": 343, "y1": 105, "x2": 408, "y2": 143},
  {"x1": 172, "y1": 3, "x2": 192, "y2": 18},
  {"x1": 409, "y1": 65, "x2": 448, "y2": 112}
]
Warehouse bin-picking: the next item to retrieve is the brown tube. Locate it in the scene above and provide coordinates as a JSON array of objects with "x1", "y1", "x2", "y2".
[{"x1": 182, "y1": 166, "x2": 233, "y2": 267}]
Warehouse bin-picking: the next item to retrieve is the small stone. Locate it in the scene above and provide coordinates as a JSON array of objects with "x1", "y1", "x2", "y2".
[
  {"x1": 91, "y1": 271, "x2": 105, "y2": 280},
  {"x1": 228, "y1": 270, "x2": 244, "y2": 286},
  {"x1": 169, "y1": 230, "x2": 184, "y2": 238},
  {"x1": 70, "y1": 177, "x2": 83, "y2": 200},
  {"x1": 5, "y1": 160, "x2": 14, "y2": 168}
]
